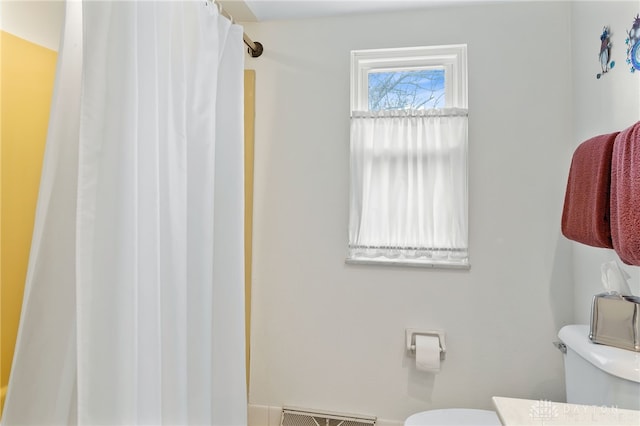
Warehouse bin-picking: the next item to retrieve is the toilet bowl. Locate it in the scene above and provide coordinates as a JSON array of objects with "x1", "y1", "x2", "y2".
[{"x1": 404, "y1": 408, "x2": 500, "y2": 426}]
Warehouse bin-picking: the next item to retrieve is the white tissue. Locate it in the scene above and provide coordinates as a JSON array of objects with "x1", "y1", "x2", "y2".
[
  {"x1": 601, "y1": 260, "x2": 632, "y2": 296},
  {"x1": 415, "y1": 335, "x2": 441, "y2": 373}
]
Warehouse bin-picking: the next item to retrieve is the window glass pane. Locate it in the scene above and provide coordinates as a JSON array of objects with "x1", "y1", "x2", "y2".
[{"x1": 368, "y1": 68, "x2": 445, "y2": 111}]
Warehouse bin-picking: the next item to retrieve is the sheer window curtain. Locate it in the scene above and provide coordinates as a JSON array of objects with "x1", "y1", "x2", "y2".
[
  {"x1": 349, "y1": 109, "x2": 469, "y2": 265},
  {"x1": 2, "y1": 1, "x2": 247, "y2": 425}
]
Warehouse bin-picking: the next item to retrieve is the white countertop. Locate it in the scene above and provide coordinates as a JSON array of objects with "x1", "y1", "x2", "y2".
[{"x1": 493, "y1": 396, "x2": 640, "y2": 425}]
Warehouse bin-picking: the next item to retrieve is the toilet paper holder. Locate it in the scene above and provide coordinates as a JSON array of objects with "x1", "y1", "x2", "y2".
[{"x1": 406, "y1": 329, "x2": 446, "y2": 361}]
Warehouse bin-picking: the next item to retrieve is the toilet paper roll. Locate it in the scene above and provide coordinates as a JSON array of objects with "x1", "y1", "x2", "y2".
[{"x1": 415, "y1": 335, "x2": 441, "y2": 373}]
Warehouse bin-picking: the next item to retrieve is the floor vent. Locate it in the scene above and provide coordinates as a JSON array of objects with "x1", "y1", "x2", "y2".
[{"x1": 281, "y1": 407, "x2": 376, "y2": 426}]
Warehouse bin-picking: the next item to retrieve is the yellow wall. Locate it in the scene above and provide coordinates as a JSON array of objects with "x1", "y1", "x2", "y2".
[
  {"x1": 0, "y1": 31, "x2": 57, "y2": 414},
  {"x1": 244, "y1": 70, "x2": 255, "y2": 392}
]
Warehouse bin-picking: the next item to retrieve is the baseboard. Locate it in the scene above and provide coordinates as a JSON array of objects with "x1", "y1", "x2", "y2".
[
  {"x1": 247, "y1": 404, "x2": 403, "y2": 426},
  {"x1": 248, "y1": 404, "x2": 282, "y2": 426}
]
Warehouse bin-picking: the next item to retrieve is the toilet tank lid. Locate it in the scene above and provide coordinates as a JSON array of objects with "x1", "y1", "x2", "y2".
[{"x1": 558, "y1": 325, "x2": 640, "y2": 383}]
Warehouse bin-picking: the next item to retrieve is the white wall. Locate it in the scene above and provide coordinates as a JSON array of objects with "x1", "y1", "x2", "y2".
[
  {"x1": 244, "y1": 2, "x2": 574, "y2": 423},
  {"x1": 570, "y1": 0, "x2": 640, "y2": 325},
  {"x1": 0, "y1": 0, "x2": 64, "y2": 50}
]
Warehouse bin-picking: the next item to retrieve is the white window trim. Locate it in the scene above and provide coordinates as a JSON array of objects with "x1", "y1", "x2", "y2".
[
  {"x1": 348, "y1": 44, "x2": 469, "y2": 269},
  {"x1": 350, "y1": 44, "x2": 468, "y2": 111},
  {"x1": 345, "y1": 257, "x2": 470, "y2": 270}
]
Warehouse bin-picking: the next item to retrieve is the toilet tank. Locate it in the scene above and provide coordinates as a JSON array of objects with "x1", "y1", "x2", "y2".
[{"x1": 558, "y1": 325, "x2": 640, "y2": 410}]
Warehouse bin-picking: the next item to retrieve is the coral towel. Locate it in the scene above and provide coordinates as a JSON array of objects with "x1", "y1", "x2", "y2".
[
  {"x1": 610, "y1": 121, "x2": 640, "y2": 265},
  {"x1": 561, "y1": 132, "x2": 618, "y2": 248}
]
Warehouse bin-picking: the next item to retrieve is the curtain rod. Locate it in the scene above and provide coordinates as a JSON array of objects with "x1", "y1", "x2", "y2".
[{"x1": 212, "y1": 0, "x2": 263, "y2": 58}]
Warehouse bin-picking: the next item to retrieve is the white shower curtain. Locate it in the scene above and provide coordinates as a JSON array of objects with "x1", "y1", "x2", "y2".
[{"x1": 2, "y1": 1, "x2": 246, "y2": 424}]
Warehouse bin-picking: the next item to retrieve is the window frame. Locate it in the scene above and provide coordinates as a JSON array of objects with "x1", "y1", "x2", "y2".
[
  {"x1": 350, "y1": 44, "x2": 468, "y2": 111},
  {"x1": 348, "y1": 44, "x2": 469, "y2": 269}
]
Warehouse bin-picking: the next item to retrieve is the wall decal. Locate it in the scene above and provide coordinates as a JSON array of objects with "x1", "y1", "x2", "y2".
[
  {"x1": 597, "y1": 26, "x2": 615, "y2": 79},
  {"x1": 625, "y1": 14, "x2": 640, "y2": 72}
]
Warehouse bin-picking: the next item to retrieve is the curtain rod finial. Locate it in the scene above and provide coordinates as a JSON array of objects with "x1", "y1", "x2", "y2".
[{"x1": 249, "y1": 41, "x2": 263, "y2": 58}]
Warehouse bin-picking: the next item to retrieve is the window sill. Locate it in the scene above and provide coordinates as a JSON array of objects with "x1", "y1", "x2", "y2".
[{"x1": 345, "y1": 257, "x2": 470, "y2": 270}]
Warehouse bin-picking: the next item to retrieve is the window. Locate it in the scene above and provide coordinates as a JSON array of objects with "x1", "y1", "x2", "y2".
[
  {"x1": 351, "y1": 45, "x2": 467, "y2": 110},
  {"x1": 348, "y1": 45, "x2": 469, "y2": 268}
]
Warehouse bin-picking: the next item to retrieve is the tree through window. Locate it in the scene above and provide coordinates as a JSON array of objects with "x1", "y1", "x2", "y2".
[{"x1": 368, "y1": 68, "x2": 445, "y2": 111}]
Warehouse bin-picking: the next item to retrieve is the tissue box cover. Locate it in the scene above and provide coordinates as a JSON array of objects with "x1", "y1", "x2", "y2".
[{"x1": 590, "y1": 293, "x2": 640, "y2": 352}]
